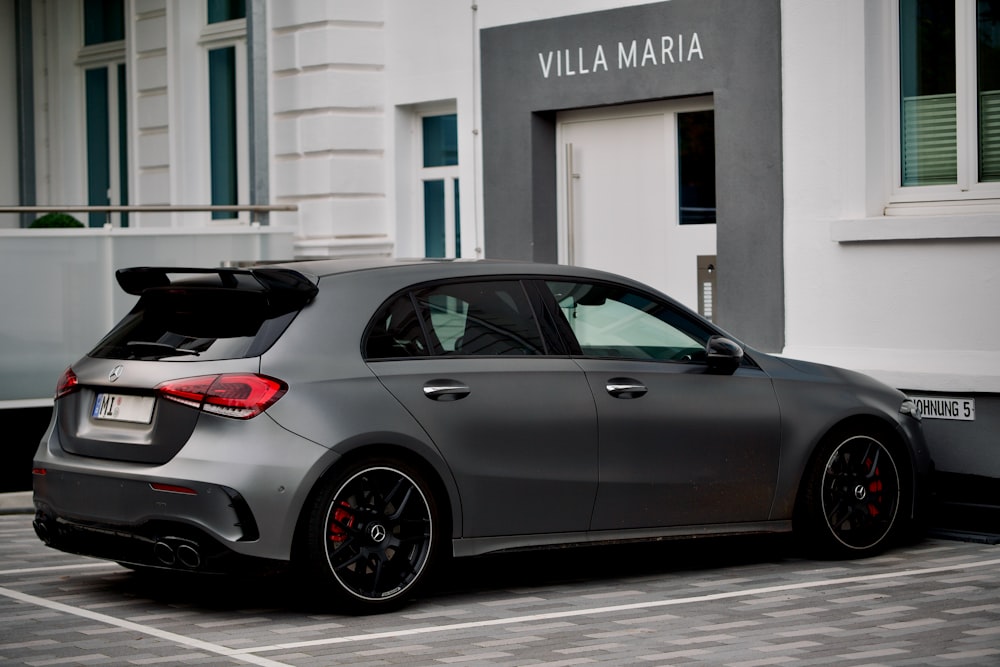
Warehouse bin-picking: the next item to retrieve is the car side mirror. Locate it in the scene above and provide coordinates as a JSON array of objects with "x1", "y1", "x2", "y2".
[{"x1": 705, "y1": 335, "x2": 743, "y2": 374}]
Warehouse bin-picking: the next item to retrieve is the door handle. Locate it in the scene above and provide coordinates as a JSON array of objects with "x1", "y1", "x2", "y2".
[
  {"x1": 566, "y1": 142, "x2": 578, "y2": 266},
  {"x1": 606, "y1": 378, "x2": 647, "y2": 399},
  {"x1": 423, "y1": 380, "x2": 470, "y2": 401}
]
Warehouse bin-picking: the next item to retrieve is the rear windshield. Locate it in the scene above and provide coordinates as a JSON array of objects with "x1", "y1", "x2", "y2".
[{"x1": 89, "y1": 288, "x2": 298, "y2": 361}]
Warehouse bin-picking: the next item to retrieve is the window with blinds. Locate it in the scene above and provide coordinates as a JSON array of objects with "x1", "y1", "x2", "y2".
[
  {"x1": 899, "y1": 0, "x2": 1000, "y2": 189},
  {"x1": 982, "y1": 91, "x2": 1000, "y2": 181},
  {"x1": 980, "y1": 0, "x2": 1000, "y2": 182},
  {"x1": 901, "y1": 95, "x2": 957, "y2": 186}
]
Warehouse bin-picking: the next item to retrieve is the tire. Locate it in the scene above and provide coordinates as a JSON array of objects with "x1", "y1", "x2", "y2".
[
  {"x1": 798, "y1": 428, "x2": 908, "y2": 558},
  {"x1": 302, "y1": 458, "x2": 440, "y2": 612}
]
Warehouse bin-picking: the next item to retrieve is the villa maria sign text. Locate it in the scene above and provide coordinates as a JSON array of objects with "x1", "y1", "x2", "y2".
[{"x1": 538, "y1": 33, "x2": 704, "y2": 79}]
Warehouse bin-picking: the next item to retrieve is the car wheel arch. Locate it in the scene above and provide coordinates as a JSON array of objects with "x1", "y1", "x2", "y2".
[
  {"x1": 798, "y1": 415, "x2": 915, "y2": 499},
  {"x1": 792, "y1": 415, "x2": 915, "y2": 556},
  {"x1": 290, "y1": 441, "x2": 458, "y2": 566}
]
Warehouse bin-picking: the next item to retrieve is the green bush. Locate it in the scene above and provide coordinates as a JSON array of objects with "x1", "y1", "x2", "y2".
[{"x1": 30, "y1": 212, "x2": 85, "y2": 228}]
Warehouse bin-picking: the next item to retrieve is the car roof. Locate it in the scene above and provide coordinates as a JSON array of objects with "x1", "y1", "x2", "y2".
[{"x1": 264, "y1": 257, "x2": 627, "y2": 282}]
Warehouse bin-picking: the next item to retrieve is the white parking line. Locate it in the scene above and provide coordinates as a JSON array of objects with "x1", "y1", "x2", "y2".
[
  {"x1": 0, "y1": 562, "x2": 117, "y2": 576},
  {"x1": 0, "y1": 585, "x2": 294, "y2": 667},
  {"x1": 231, "y1": 557, "x2": 1000, "y2": 655}
]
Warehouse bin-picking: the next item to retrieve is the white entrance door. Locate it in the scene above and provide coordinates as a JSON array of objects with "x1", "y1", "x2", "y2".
[{"x1": 557, "y1": 100, "x2": 716, "y2": 311}]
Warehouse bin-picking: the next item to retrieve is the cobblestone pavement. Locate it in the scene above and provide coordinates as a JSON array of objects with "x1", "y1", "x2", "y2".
[{"x1": 1, "y1": 512, "x2": 998, "y2": 666}]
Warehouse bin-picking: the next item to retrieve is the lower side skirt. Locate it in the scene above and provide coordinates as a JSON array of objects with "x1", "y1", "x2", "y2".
[{"x1": 452, "y1": 520, "x2": 794, "y2": 558}]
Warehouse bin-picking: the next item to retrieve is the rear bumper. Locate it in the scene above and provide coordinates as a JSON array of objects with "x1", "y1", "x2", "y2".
[
  {"x1": 33, "y1": 469, "x2": 259, "y2": 541},
  {"x1": 32, "y1": 409, "x2": 339, "y2": 563},
  {"x1": 32, "y1": 509, "x2": 282, "y2": 574},
  {"x1": 32, "y1": 469, "x2": 282, "y2": 573}
]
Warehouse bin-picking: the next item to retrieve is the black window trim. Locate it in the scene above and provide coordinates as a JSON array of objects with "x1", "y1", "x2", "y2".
[
  {"x1": 361, "y1": 273, "x2": 758, "y2": 369},
  {"x1": 530, "y1": 276, "x2": 757, "y2": 369},
  {"x1": 362, "y1": 276, "x2": 558, "y2": 361}
]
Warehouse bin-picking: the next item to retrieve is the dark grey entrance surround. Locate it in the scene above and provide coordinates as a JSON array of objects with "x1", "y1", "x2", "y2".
[{"x1": 480, "y1": 0, "x2": 784, "y2": 351}]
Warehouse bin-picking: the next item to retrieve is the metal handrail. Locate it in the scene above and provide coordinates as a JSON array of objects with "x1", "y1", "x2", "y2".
[
  {"x1": 0, "y1": 204, "x2": 298, "y2": 226},
  {"x1": 0, "y1": 205, "x2": 297, "y2": 212}
]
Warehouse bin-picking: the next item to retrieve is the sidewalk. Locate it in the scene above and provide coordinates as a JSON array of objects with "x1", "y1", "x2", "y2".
[{"x1": 0, "y1": 491, "x2": 32, "y2": 514}]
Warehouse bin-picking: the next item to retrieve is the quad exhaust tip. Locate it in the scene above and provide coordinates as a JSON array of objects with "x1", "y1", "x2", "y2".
[
  {"x1": 32, "y1": 516, "x2": 204, "y2": 571},
  {"x1": 154, "y1": 539, "x2": 202, "y2": 569},
  {"x1": 176, "y1": 543, "x2": 202, "y2": 569}
]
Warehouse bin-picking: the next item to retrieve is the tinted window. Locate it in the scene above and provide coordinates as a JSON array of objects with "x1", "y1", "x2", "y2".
[
  {"x1": 678, "y1": 109, "x2": 716, "y2": 225},
  {"x1": 84, "y1": 0, "x2": 125, "y2": 45},
  {"x1": 364, "y1": 294, "x2": 428, "y2": 358},
  {"x1": 546, "y1": 281, "x2": 712, "y2": 361},
  {"x1": 365, "y1": 281, "x2": 545, "y2": 358},
  {"x1": 207, "y1": 0, "x2": 246, "y2": 23},
  {"x1": 89, "y1": 289, "x2": 295, "y2": 361}
]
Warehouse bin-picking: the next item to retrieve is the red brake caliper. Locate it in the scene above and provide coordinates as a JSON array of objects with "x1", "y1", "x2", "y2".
[
  {"x1": 330, "y1": 501, "x2": 354, "y2": 543},
  {"x1": 866, "y1": 457, "x2": 882, "y2": 517}
]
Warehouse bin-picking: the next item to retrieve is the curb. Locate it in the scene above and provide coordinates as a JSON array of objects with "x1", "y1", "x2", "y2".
[{"x1": 0, "y1": 491, "x2": 33, "y2": 515}]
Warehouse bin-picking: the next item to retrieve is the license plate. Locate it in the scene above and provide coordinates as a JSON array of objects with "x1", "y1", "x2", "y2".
[
  {"x1": 908, "y1": 395, "x2": 975, "y2": 421},
  {"x1": 93, "y1": 393, "x2": 155, "y2": 424}
]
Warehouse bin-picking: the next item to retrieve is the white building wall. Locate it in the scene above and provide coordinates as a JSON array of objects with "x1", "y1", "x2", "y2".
[
  {"x1": 269, "y1": 1, "x2": 390, "y2": 257},
  {"x1": 133, "y1": 0, "x2": 170, "y2": 224},
  {"x1": 267, "y1": 0, "x2": 662, "y2": 259},
  {"x1": 379, "y1": 0, "x2": 666, "y2": 259},
  {"x1": 384, "y1": 2, "x2": 475, "y2": 258},
  {"x1": 474, "y1": 0, "x2": 664, "y2": 28},
  {"x1": 33, "y1": 1, "x2": 88, "y2": 216},
  {"x1": 781, "y1": 0, "x2": 1000, "y2": 396}
]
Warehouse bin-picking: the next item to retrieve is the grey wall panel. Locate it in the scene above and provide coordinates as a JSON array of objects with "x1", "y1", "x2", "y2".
[{"x1": 480, "y1": 0, "x2": 784, "y2": 351}]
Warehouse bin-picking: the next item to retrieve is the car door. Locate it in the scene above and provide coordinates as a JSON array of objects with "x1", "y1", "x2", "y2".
[
  {"x1": 540, "y1": 279, "x2": 781, "y2": 531},
  {"x1": 365, "y1": 279, "x2": 598, "y2": 538}
]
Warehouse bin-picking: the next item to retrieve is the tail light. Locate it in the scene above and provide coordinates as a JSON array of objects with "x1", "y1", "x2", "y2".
[
  {"x1": 155, "y1": 374, "x2": 287, "y2": 419},
  {"x1": 150, "y1": 483, "x2": 198, "y2": 495},
  {"x1": 55, "y1": 368, "x2": 79, "y2": 399}
]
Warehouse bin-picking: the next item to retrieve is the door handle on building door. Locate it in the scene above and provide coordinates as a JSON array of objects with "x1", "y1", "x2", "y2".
[{"x1": 565, "y1": 142, "x2": 579, "y2": 266}]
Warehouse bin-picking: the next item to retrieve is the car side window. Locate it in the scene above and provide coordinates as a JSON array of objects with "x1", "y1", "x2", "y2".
[
  {"x1": 545, "y1": 280, "x2": 710, "y2": 361},
  {"x1": 415, "y1": 281, "x2": 545, "y2": 356},
  {"x1": 365, "y1": 280, "x2": 546, "y2": 359},
  {"x1": 364, "y1": 293, "x2": 428, "y2": 358}
]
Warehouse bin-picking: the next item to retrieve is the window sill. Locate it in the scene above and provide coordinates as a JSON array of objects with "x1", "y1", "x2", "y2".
[
  {"x1": 830, "y1": 214, "x2": 1000, "y2": 243},
  {"x1": 780, "y1": 346, "x2": 1000, "y2": 394}
]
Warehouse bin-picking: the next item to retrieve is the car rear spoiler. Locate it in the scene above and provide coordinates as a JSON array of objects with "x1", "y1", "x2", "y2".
[{"x1": 116, "y1": 266, "x2": 319, "y2": 307}]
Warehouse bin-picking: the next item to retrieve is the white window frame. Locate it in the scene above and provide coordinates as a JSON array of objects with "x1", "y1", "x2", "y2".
[
  {"x1": 199, "y1": 18, "x2": 249, "y2": 224},
  {"x1": 889, "y1": 0, "x2": 1000, "y2": 211},
  {"x1": 77, "y1": 42, "x2": 128, "y2": 227},
  {"x1": 414, "y1": 104, "x2": 460, "y2": 258}
]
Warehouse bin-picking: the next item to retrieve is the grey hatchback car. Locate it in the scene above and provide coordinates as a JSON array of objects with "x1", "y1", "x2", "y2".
[{"x1": 32, "y1": 258, "x2": 931, "y2": 612}]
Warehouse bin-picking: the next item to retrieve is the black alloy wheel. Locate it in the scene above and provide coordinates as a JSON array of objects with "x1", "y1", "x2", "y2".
[
  {"x1": 801, "y1": 430, "x2": 905, "y2": 556},
  {"x1": 305, "y1": 459, "x2": 438, "y2": 611}
]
